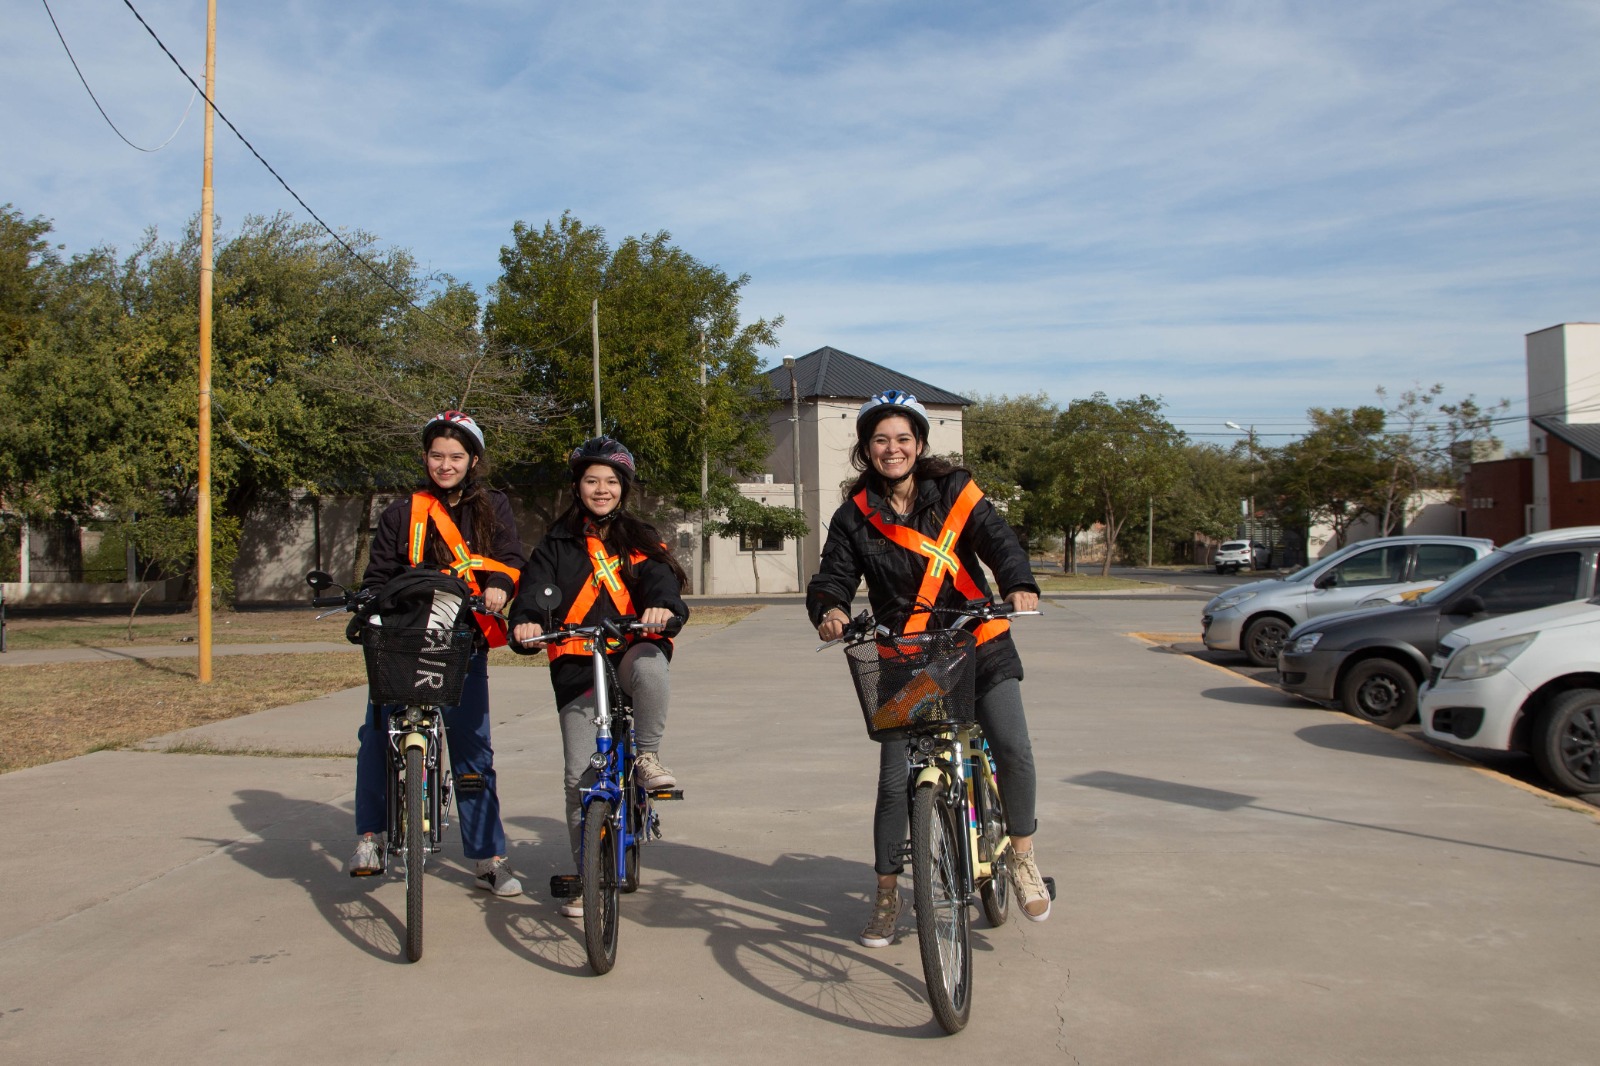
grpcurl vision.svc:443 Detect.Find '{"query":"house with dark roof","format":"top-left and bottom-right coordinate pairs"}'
top-left (687, 346), bottom-right (971, 594)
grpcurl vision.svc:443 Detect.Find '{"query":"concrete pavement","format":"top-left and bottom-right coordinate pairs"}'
top-left (2, 599), bottom-right (1598, 1064)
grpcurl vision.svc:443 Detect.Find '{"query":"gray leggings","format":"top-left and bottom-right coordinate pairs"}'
top-left (557, 641), bottom-right (671, 865)
top-left (873, 677), bottom-right (1037, 876)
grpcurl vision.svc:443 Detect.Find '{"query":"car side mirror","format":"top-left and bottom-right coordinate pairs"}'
top-left (306, 570), bottom-right (333, 591)
top-left (1314, 572), bottom-right (1337, 590)
top-left (1447, 594), bottom-right (1486, 617)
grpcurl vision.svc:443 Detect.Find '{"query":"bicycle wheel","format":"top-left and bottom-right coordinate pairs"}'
top-left (976, 765), bottom-right (1010, 928)
top-left (581, 799), bottom-right (621, 975)
top-left (910, 780), bottom-right (972, 1033)
top-left (403, 744), bottom-right (425, 963)
top-left (622, 789), bottom-right (642, 895)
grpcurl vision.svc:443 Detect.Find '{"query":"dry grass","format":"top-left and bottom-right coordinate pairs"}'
top-left (1033, 572), bottom-right (1164, 592)
top-left (0, 653), bottom-right (367, 774)
top-left (0, 604), bottom-right (762, 772)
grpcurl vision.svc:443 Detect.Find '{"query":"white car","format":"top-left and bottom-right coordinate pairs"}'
top-left (1213, 540), bottom-right (1267, 574)
top-left (1419, 598), bottom-right (1600, 794)
top-left (1203, 535), bottom-right (1493, 667)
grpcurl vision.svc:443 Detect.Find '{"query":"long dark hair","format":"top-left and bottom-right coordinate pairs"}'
top-left (557, 465), bottom-right (688, 590)
top-left (842, 409), bottom-right (969, 501)
top-left (421, 423), bottom-right (499, 560)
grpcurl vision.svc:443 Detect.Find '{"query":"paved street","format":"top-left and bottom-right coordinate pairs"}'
top-left (2, 598), bottom-right (1597, 1064)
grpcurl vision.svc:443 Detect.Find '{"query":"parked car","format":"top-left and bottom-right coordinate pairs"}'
top-left (1214, 540), bottom-right (1269, 574)
top-left (1202, 535), bottom-right (1493, 667)
top-left (1419, 598), bottom-right (1600, 794)
top-left (1279, 527), bottom-right (1600, 727)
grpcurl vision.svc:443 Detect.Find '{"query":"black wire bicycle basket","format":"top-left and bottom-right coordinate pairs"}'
top-left (844, 628), bottom-right (978, 741)
top-left (361, 626), bottom-right (475, 706)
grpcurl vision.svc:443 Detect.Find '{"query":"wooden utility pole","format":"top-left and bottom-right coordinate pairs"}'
top-left (196, 0), bottom-right (217, 683)
top-left (591, 298), bottom-right (602, 436)
top-left (699, 354), bottom-right (709, 594)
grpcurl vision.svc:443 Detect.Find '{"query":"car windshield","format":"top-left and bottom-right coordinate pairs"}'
top-left (1415, 549), bottom-right (1505, 605)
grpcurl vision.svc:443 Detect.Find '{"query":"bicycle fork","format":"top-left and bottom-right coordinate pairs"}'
top-left (908, 737), bottom-right (976, 901)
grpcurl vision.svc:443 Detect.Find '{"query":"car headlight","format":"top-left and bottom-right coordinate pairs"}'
top-left (1212, 590), bottom-right (1257, 613)
top-left (1288, 632), bottom-right (1323, 654)
top-left (1441, 633), bottom-right (1538, 681)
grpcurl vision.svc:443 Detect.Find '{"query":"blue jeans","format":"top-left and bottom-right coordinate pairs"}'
top-left (354, 651), bottom-right (507, 860)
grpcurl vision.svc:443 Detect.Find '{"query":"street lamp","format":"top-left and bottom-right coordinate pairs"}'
top-left (1224, 421), bottom-right (1256, 541)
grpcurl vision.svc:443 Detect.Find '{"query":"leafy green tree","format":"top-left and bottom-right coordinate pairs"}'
top-left (0, 203), bottom-right (60, 360)
top-left (1122, 442), bottom-right (1249, 564)
top-left (485, 212), bottom-right (782, 517)
top-left (1371, 384), bottom-right (1509, 535)
top-left (1049, 393), bottom-right (1187, 576)
top-left (961, 393), bottom-right (1058, 548)
top-left (708, 494), bottom-right (808, 594)
top-left (1265, 406), bottom-right (1389, 549)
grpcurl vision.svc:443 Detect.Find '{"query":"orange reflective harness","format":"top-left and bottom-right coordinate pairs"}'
top-left (545, 535), bottom-right (665, 661)
top-left (852, 480), bottom-right (1010, 645)
top-left (406, 493), bottom-right (521, 647)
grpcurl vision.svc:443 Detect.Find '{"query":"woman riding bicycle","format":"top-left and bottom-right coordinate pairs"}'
top-left (347, 410), bottom-right (526, 897)
top-left (807, 389), bottom-right (1050, 947)
top-left (509, 436), bottom-right (690, 918)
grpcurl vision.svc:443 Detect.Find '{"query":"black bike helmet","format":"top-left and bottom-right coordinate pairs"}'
top-left (568, 436), bottom-right (636, 482)
top-left (422, 410), bottom-right (485, 456)
top-left (856, 390), bottom-right (931, 440)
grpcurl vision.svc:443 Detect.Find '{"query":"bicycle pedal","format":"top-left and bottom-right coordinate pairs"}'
top-left (1044, 876), bottom-right (1057, 900)
top-left (455, 772), bottom-right (487, 794)
top-left (348, 867), bottom-right (385, 878)
top-left (892, 842), bottom-right (913, 863)
top-left (549, 874), bottom-right (582, 899)
top-left (648, 788), bottom-right (684, 801)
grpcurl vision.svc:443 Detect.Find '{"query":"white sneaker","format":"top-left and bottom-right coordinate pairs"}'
top-left (474, 856), bottom-right (522, 897)
top-left (348, 835), bottom-right (384, 876)
top-left (1007, 848), bottom-right (1051, 922)
top-left (559, 898), bottom-right (583, 919)
top-left (635, 752), bottom-right (677, 790)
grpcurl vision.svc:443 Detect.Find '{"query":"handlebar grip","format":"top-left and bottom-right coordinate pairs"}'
top-left (311, 595), bottom-right (346, 608)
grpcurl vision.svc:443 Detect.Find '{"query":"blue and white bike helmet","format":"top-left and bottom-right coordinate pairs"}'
top-left (857, 389), bottom-right (931, 440)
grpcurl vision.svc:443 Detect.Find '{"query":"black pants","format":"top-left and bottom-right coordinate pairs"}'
top-left (872, 677), bottom-right (1038, 876)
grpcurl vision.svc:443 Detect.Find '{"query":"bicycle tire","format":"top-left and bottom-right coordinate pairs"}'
top-left (403, 744), bottom-right (425, 963)
top-left (910, 780), bottom-right (972, 1033)
top-left (581, 799), bottom-right (621, 975)
top-left (976, 765), bottom-right (1010, 928)
top-left (622, 777), bottom-right (642, 894)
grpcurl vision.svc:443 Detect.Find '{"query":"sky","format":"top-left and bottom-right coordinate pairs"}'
top-left (7, 0), bottom-right (1600, 449)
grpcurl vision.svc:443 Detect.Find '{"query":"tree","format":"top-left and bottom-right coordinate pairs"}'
top-left (1266, 406), bottom-right (1389, 549)
top-left (707, 494), bottom-right (808, 594)
top-left (1371, 384), bottom-right (1509, 535)
top-left (1049, 394), bottom-right (1186, 575)
top-left (1122, 442), bottom-right (1249, 564)
top-left (0, 203), bottom-right (59, 360)
top-left (485, 212), bottom-right (782, 518)
top-left (961, 393), bottom-right (1058, 550)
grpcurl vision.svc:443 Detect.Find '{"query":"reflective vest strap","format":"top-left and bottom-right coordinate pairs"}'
top-left (546, 539), bottom-right (649, 660)
top-left (406, 494), bottom-right (522, 647)
top-left (853, 482), bottom-right (994, 636)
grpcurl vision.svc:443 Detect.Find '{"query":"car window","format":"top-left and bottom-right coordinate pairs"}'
top-left (1417, 549), bottom-right (1506, 605)
top-left (1414, 544), bottom-right (1479, 582)
top-left (1325, 545), bottom-right (1408, 587)
top-left (1473, 551), bottom-right (1586, 614)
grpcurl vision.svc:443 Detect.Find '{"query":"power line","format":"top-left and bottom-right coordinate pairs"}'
top-left (43, 0), bottom-right (196, 153)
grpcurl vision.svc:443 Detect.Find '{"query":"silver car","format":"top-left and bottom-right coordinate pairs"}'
top-left (1202, 535), bottom-right (1494, 666)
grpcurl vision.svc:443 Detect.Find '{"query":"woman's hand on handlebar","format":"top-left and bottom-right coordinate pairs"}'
top-left (512, 621), bottom-right (544, 645)
top-left (816, 607), bottom-right (848, 642)
top-left (482, 587), bottom-right (509, 614)
top-left (1007, 589), bottom-right (1039, 613)
top-left (639, 606), bottom-right (675, 630)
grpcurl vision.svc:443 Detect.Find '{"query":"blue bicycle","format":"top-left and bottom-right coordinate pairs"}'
top-left (516, 584), bottom-right (684, 975)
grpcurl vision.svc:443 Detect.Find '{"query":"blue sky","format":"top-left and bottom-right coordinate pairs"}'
top-left (7, 0), bottom-right (1600, 448)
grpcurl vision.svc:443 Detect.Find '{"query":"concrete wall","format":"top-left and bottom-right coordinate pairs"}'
top-left (1527, 323), bottom-right (1600, 531)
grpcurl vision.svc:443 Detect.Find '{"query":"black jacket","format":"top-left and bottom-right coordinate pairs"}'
top-left (510, 517), bottom-right (690, 707)
top-left (362, 486), bottom-right (526, 598)
top-left (806, 469), bottom-right (1038, 693)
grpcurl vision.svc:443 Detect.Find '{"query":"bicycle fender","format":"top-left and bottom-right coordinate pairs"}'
top-left (914, 765), bottom-right (948, 789)
top-left (403, 731), bottom-right (429, 752)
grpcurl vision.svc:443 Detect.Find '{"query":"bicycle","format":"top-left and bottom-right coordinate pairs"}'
top-left (514, 583), bottom-right (685, 975)
top-left (307, 568), bottom-right (496, 963)
top-left (823, 599), bottom-right (1053, 1034)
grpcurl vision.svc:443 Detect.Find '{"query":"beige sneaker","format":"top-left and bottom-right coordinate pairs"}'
top-left (347, 835), bottom-right (384, 877)
top-left (1007, 848), bottom-right (1051, 921)
top-left (635, 752), bottom-right (677, 790)
top-left (858, 884), bottom-right (900, 947)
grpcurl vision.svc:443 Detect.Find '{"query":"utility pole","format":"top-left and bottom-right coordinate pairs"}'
top-left (699, 350), bottom-right (710, 595)
top-left (591, 298), bottom-right (601, 437)
top-left (196, 0), bottom-right (217, 684)
top-left (783, 356), bottom-right (804, 591)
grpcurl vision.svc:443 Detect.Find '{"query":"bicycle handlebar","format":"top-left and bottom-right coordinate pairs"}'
top-left (513, 615), bottom-right (672, 648)
top-left (817, 599), bottom-right (1039, 651)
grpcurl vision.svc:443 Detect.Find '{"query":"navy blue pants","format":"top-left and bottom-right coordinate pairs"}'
top-left (354, 651), bottom-right (507, 860)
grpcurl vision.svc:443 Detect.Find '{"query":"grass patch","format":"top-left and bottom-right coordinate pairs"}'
top-left (0, 652), bottom-right (366, 774)
top-left (1034, 572), bottom-right (1165, 592)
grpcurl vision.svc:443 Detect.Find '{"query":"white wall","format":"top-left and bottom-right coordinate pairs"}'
top-left (1526, 323), bottom-right (1600, 532)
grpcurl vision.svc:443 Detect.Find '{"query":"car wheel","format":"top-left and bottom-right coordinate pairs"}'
top-left (1241, 616), bottom-right (1291, 667)
top-left (1338, 659), bottom-right (1418, 729)
top-left (1532, 689), bottom-right (1600, 794)
top-left (1215, 565), bottom-right (1225, 574)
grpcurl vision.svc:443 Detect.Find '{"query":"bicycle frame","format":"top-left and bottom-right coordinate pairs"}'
top-left (576, 638), bottom-right (648, 880)
top-left (383, 702), bottom-right (447, 857)
top-left (905, 721), bottom-right (1007, 903)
